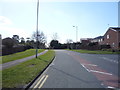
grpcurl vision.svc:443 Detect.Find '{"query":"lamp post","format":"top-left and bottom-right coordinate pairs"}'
top-left (36, 0), bottom-right (39, 58)
top-left (73, 26), bottom-right (78, 49)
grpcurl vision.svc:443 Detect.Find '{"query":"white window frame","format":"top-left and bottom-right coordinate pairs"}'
top-left (107, 35), bottom-right (109, 39)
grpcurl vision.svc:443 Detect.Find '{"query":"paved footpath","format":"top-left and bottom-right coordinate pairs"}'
top-left (0, 50), bottom-right (48, 70)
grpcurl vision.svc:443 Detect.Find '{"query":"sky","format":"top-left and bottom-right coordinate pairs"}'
top-left (0, 0), bottom-right (119, 44)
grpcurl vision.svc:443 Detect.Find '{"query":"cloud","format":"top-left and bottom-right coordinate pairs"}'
top-left (0, 26), bottom-right (30, 39)
top-left (0, 16), bottom-right (13, 26)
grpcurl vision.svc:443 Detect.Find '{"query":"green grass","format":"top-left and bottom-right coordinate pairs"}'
top-left (1, 49), bottom-right (45, 64)
top-left (68, 49), bottom-right (120, 54)
top-left (2, 50), bottom-right (55, 88)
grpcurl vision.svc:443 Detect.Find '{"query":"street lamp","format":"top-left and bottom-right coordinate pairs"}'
top-left (36, 0), bottom-right (39, 58)
top-left (73, 26), bottom-right (78, 42)
top-left (73, 26), bottom-right (78, 49)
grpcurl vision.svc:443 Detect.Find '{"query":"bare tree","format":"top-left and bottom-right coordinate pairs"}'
top-left (52, 33), bottom-right (59, 40)
top-left (32, 30), bottom-right (46, 44)
top-left (66, 39), bottom-right (73, 49)
top-left (66, 39), bottom-right (73, 44)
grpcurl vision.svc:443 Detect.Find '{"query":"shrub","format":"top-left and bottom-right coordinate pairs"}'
top-left (2, 37), bottom-right (14, 48)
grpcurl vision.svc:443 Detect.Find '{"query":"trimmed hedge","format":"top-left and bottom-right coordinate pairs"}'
top-left (2, 45), bottom-right (33, 56)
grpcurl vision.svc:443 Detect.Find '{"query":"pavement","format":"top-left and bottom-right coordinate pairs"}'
top-left (0, 50), bottom-right (48, 70)
top-left (30, 50), bottom-right (120, 89)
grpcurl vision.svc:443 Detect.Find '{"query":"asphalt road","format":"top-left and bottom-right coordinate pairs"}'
top-left (30, 50), bottom-right (119, 89)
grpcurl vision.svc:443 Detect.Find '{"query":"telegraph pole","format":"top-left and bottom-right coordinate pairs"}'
top-left (36, 0), bottom-right (39, 58)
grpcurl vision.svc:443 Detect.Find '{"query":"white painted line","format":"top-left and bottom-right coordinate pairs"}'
top-left (90, 70), bottom-right (112, 75)
top-left (38, 75), bottom-right (48, 88)
top-left (101, 57), bottom-right (118, 64)
top-left (81, 64), bottom-right (90, 72)
top-left (107, 86), bottom-right (115, 88)
top-left (82, 64), bottom-right (97, 66)
top-left (34, 75), bottom-right (46, 88)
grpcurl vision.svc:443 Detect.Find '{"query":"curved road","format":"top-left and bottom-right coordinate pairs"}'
top-left (30, 50), bottom-right (119, 89)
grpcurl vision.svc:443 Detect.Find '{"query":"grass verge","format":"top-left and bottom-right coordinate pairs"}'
top-left (1, 49), bottom-right (45, 64)
top-left (2, 50), bottom-right (55, 88)
top-left (68, 49), bottom-right (120, 54)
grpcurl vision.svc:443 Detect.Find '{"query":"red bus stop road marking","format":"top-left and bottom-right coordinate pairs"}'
top-left (69, 53), bottom-right (119, 88)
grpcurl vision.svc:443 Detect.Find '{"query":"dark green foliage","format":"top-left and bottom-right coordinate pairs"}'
top-left (2, 37), bottom-right (14, 48)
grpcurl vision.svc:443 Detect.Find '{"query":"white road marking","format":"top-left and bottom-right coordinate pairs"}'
top-left (82, 64), bottom-right (97, 66)
top-left (90, 70), bottom-right (112, 75)
top-left (101, 57), bottom-right (118, 64)
top-left (34, 75), bottom-right (46, 88)
top-left (107, 86), bottom-right (115, 88)
top-left (81, 64), bottom-right (90, 72)
top-left (38, 75), bottom-right (48, 88)
top-left (81, 64), bottom-right (112, 75)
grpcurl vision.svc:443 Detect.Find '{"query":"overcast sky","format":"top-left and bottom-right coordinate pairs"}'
top-left (0, 0), bottom-right (119, 44)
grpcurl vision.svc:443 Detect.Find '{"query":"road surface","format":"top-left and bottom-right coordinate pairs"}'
top-left (30, 50), bottom-right (119, 89)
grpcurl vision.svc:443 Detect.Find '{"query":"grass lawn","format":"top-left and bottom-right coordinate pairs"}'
top-left (1, 49), bottom-right (45, 64)
top-left (2, 50), bottom-right (55, 88)
top-left (68, 49), bottom-right (120, 54)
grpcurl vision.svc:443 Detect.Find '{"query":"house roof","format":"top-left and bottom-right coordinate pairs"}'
top-left (109, 27), bottom-right (120, 32)
top-left (94, 36), bottom-right (103, 39)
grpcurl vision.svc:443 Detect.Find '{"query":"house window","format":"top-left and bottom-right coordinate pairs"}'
top-left (107, 35), bottom-right (109, 39)
top-left (99, 39), bottom-right (101, 42)
top-left (112, 42), bottom-right (115, 47)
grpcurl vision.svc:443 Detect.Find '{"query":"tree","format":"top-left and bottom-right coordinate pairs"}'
top-left (12, 35), bottom-right (19, 45)
top-left (32, 31), bottom-right (46, 48)
top-left (32, 31), bottom-right (46, 43)
top-left (26, 37), bottom-right (30, 44)
top-left (66, 39), bottom-right (73, 44)
top-left (66, 39), bottom-right (73, 49)
top-left (2, 37), bottom-right (14, 48)
top-left (52, 33), bottom-right (58, 40)
top-left (12, 35), bottom-right (19, 41)
top-left (50, 40), bottom-right (59, 49)
top-left (20, 37), bottom-right (25, 44)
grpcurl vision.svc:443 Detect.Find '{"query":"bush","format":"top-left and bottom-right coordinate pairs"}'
top-left (100, 45), bottom-right (111, 49)
top-left (2, 37), bottom-right (14, 48)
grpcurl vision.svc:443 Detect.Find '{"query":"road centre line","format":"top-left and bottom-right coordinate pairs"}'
top-left (38, 75), bottom-right (48, 88)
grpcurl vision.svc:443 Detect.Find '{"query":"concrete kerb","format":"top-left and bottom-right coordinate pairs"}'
top-left (24, 55), bottom-right (56, 90)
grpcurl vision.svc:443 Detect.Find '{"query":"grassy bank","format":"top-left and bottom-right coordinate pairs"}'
top-left (2, 50), bottom-right (55, 88)
top-left (1, 49), bottom-right (45, 64)
top-left (68, 49), bottom-right (120, 54)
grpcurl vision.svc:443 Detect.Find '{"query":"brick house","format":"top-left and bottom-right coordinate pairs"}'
top-left (91, 36), bottom-right (104, 45)
top-left (80, 38), bottom-right (92, 45)
top-left (102, 27), bottom-right (120, 50)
